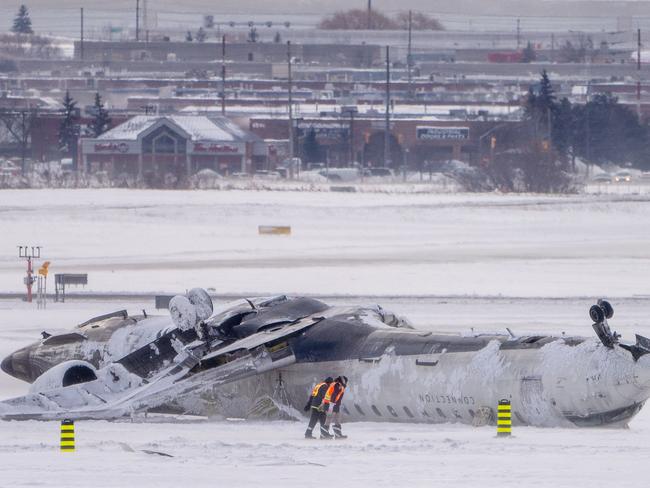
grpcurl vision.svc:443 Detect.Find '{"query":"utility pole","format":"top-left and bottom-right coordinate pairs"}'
top-left (407, 10), bottom-right (413, 99)
top-left (136, 0), bottom-right (140, 41)
top-left (221, 35), bottom-right (226, 116)
top-left (551, 33), bottom-right (555, 63)
top-left (342, 106), bottom-right (358, 166)
top-left (142, 0), bottom-right (149, 35)
top-left (384, 45), bottom-right (391, 168)
top-left (637, 28), bottom-right (642, 120)
top-left (367, 0), bottom-right (372, 30)
top-left (349, 110), bottom-right (355, 166)
top-left (287, 41), bottom-right (295, 176)
top-left (516, 18), bottom-right (521, 49)
top-left (585, 80), bottom-right (591, 173)
top-left (20, 111), bottom-right (26, 174)
top-left (80, 8), bottom-right (84, 61)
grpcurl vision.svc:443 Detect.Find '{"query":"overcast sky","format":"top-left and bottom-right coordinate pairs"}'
top-left (4, 0), bottom-right (648, 12)
top-left (3, 0), bottom-right (648, 18)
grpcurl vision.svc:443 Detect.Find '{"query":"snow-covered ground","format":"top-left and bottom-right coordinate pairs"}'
top-left (1, 189), bottom-right (649, 297)
top-left (2, 189), bottom-right (650, 486)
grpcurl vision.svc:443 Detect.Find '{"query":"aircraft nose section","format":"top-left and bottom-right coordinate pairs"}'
top-left (0, 348), bottom-right (34, 383)
top-left (0, 354), bottom-right (14, 377)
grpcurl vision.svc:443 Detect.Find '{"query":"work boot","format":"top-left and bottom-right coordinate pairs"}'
top-left (333, 425), bottom-right (347, 439)
top-left (305, 429), bottom-right (316, 439)
top-left (320, 426), bottom-right (333, 439)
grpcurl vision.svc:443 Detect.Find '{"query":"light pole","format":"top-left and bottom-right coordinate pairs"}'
top-left (342, 106), bottom-right (358, 167)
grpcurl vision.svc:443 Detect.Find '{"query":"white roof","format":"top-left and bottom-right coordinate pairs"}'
top-left (98, 115), bottom-right (256, 142)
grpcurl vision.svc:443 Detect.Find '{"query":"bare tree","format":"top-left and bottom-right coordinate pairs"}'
top-left (0, 108), bottom-right (38, 174)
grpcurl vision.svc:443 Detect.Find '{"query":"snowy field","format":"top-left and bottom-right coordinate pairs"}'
top-left (0, 189), bottom-right (650, 297)
top-left (2, 189), bottom-right (650, 487)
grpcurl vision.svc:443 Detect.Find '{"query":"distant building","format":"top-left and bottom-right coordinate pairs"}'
top-left (73, 41), bottom-right (380, 68)
top-left (250, 116), bottom-right (519, 167)
top-left (81, 115), bottom-right (265, 182)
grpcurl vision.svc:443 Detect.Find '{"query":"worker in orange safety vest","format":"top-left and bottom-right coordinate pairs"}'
top-left (304, 377), bottom-right (333, 439)
top-left (321, 376), bottom-right (348, 439)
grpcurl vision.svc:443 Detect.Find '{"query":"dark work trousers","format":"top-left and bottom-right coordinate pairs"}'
top-left (306, 407), bottom-right (327, 434)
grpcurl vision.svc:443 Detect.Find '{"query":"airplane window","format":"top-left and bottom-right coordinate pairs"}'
top-left (371, 405), bottom-right (382, 416)
top-left (386, 405), bottom-right (398, 417)
top-left (436, 408), bottom-right (446, 418)
top-left (354, 404), bottom-right (365, 416)
top-left (403, 406), bottom-right (415, 418)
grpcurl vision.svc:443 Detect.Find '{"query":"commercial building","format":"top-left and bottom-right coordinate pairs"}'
top-left (250, 116), bottom-right (518, 168)
top-left (81, 115), bottom-right (264, 182)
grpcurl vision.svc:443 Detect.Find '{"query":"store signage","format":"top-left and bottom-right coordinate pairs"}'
top-left (416, 127), bottom-right (470, 140)
top-left (192, 142), bottom-right (241, 154)
top-left (93, 142), bottom-right (130, 153)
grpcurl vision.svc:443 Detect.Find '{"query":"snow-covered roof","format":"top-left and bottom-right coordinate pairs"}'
top-left (98, 115), bottom-right (259, 142)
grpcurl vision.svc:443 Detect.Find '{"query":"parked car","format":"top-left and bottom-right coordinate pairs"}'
top-left (366, 167), bottom-right (394, 177)
top-left (0, 161), bottom-right (21, 177)
top-left (253, 170), bottom-right (282, 180)
top-left (591, 173), bottom-right (611, 183)
top-left (614, 170), bottom-right (632, 182)
top-left (319, 167), bottom-right (360, 182)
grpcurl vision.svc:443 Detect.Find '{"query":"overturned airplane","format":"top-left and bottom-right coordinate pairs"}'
top-left (2, 292), bottom-right (650, 428)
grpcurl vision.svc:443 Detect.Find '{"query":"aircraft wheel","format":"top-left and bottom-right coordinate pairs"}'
top-left (169, 295), bottom-right (197, 331)
top-left (599, 300), bottom-right (614, 319)
top-left (589, 304), bottom-right (605, 323)
top-left (187, 288), bottom-right (214, 321)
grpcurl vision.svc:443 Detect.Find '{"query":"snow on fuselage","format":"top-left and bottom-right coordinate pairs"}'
top-left (2, 298), bottom-right (650, 427)
top-left (177, 326), bottom-right (650, 428)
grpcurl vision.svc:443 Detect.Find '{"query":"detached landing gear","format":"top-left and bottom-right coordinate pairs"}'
top-left (589, 299), bottom-right (619, 348)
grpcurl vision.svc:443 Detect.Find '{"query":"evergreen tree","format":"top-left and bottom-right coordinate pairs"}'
top-left (551, 97), bottom-right (575, 162)
top-left (274, 31), bottom-right (282, 43)
top-left (537, 70), bottom-right (556, 111)
top-left (573, 93), bottom-right (648, 167)
top-left (525, 70), bottom-right (556, 140)
top-left (59, 91), bottom-right (79, 163)
top-left (90, 92), bottom-right (111, 138)
top-left (185, 31), bottom-right (193, 42)
top-left (12, 5), bottom-right (33, 34)
top-left (195, 27), bottom-right (207, 43)
top-left (521, 41), bottom-right (536, 63)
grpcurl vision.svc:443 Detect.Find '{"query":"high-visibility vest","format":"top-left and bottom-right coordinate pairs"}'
top-left (311, 382), bottom-right (327, 398)
top-left (324, 383), bottom-right (345, 405)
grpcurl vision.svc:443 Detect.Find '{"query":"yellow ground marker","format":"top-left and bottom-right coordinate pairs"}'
top-left (60, 419), bottom-right (75, 452)
top-left (497, 399), bottom-right (512, 437)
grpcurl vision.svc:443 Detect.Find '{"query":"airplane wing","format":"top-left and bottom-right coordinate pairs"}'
top-left (0, 316), bottom-right (322, 421)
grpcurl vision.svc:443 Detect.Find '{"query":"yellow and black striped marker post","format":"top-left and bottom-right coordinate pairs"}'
top-left (497, 399), bottom-right (512, 437)
top-left (60, 419), bottom-right (75, 452)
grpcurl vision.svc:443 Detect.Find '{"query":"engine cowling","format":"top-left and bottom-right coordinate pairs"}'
top-left (29, 360), bottom-right (98, 394)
